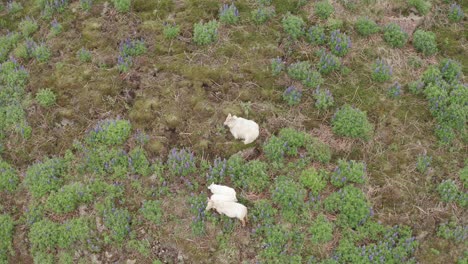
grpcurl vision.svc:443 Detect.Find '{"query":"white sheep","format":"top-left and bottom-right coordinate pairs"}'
top-left (224, 113), bottom-right (259, 144)
top-left (206, 198), bottom-right (248, 226)
top-left (208, 183), bottom-right (237, 198)
top-left (210, 193), bottom-right (237, 202)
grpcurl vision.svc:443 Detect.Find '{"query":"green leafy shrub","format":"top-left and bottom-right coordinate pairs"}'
top-left (439, 58), bottom-right (462, 84)
top-left (329, 30), bottom-right (351, 57)
top-left (324, 185), bottom-right (372, 227)
top-left (306, 26), bottom-right (326, 45)
top-left (278, 128), bottom-right (309, 156)
top-left (437, 180), bottom-right (459, 203)
top-left (332, 105), bottom-right (373, 140)
top-left (193, 20), bottom-right (219, 46)
top-left (413, 30), bottom-right (437, 56)
top-left (314, 1), bottom-right (334, 19)
top-left (24, 203), bottom-right (44, 226)
top-left (421, 65), bottom-right (442, 84)
top-left (416, 154), bottom-right (431, 173)
top-left (448, 3), bottom-right (464, 22)
top-left (86, 119), bottom-right (131, 146)
top-left (331, 159), bottom-right (366, 187)
top-left (371, 59), bottom-right (392, 82)
top-left (282, 13), bottom-right (305, 40)
top-left (242, 160), bottom-right (270, 192)
top-left (129, 147), bottom-right (151, 176)
top-left (271, 176), bottom-right (306, 223)
top-left (112, 0), bottom-right (131, 12)
top-left (206, 157), bottom-right (227, 183)
top-left (140, 200), bottom-right (163, 225)
top-left (313, 87), bottom-right (334, 110)
top-left (251, 6), bottom-right (275, 24)
top-left (0, 33), bottom-right (21, 62)
top-left (309, 214), bottom-right (333, 243)
top-left (29, 219), bottom-right (60, 252)
top-left (19, 17), bottom-right (39, 37)
top-left (408, 0), bottom-right (431, 15)
top-left (32, 42), bottom-right (51, 63)
top-left (81, 145), bottom-right (129, 178)
top-left (46, 183), bottom-right (92, 214)
top-left (0, 160), bottom-right (19, 192)
top-left (58, 218), bottom-right (91, 248)
top-left (163, 22), bottom-right (180, 40)
top-left (263, 136), bottom-right (287, 163)
top-left (0, 214), bottom-right (14, 263)
top-left (77, 48), bottom-right (92, 62)
top-left (287, 61), bottom-right (312, 81)
top-left (300, 167), bottom-right (327, 196)
top-left (355, 17), bottom-right (379, 36)
top-left (219, 3), bottom-right (239, 24)
top-left (80, 0), bottom-right (92, 12)
top-left (270, 57), bottom-right (285, 76)
top-left (7, 1), bottom-right (23, 13)
top-left (408, 80), bottom-right (425, 95)
top-left (303, 70), bottom-right (324, 89)
top-left (318, 50), bottom-right (341, 74)
top-left (383, 23), bottom-right (408, 48)
top-left (283, 86), bottom-right (302, 106)
top-left (35, 88), bottom-right (56, 107)
top-left (306, 137), bottom-right (331, 163)
top-left (167, 148), bottom-right (196, 177)
top-left (460, 165), bottom-right (468, 188)
top-left (25, 157), bottom-right (66, 198)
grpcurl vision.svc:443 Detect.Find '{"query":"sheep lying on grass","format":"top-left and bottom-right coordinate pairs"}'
top-left (224, 113), bottom-right (259, 144)
top-left (208, 183), bottom-right (237, 199)
top-left (206, 198), bottom-right (248, 227)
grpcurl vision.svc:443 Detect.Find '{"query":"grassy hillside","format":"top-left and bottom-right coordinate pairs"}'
top-left (0, 0), bottom-right (466, 263)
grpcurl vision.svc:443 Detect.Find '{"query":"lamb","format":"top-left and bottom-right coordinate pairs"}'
top-left (208, 183), bottom-right (237, 199)
top-left (206, 198), bottom-right (248, 226)
top-left (210, 193), bottom-right (237, 202)
top-left (223, 113), bottom-right (259, 144)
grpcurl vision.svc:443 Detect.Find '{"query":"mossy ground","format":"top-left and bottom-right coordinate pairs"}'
top-left (0, 0), bottom-right (466, 263)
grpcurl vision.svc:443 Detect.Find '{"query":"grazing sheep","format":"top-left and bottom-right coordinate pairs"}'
top-left (224, 113), bottom-right (259, 144)
top-left (206, 198), bottom-right (248, 226)
top-left (208, 183), bottom-right (237, 198)
top-left (210, 193), bottom-right (237, 202)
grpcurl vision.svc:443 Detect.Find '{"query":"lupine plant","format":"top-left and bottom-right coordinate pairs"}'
top-left (112, 0), bottom-right (131, 12)
top-left (0, 214), bottom-right (14, 263)
top-left (40, 0), bottom-right (70, 18)
top-left (129, 147), bottom-right (151, 176)
top-left (35, 88), bottom-right (56, 107)
top-left (283, 86), bottom-right (302, 106)
top-left (86, 119), bottom-right (131, 146)
top-left (329, 30), bottom-right (351, 57)
top-left (300, 167), bottom-right (327, 196)
top-left (206, 157), bottom-right (227, 183)
top-left (0, 33), bottom-right (20, 62)
top-left (313, 87), bottom-right (334, 110)
top-left (448, 3), bottom-right (464, 22)
top-left (413, 30), bottom-right (437, 56)
top-left (305, 26), bottom-right (326, 45)
top-left (314, 1), bottom-right (334, 19)
top-left (436, 180), bottom-right (459, 203)
top-left (383, 23), bottom-right (408, 48)
top-left (25, 157), bottom-right (66, 198)
top-left (416, 154), bottom-right (431, 173)
top-left (120, 38), bottom-right (146, 57)
top-left (140, 200), bottom-right (163, 225)
top-left (408, 0), bottom-right (431, 15)
top-left (163, 22), bottom-right (180, 40)
top-left (49, 19), bottom-right (63, 37)
top-left (219, 3), bottom-right (239, 24)
top-left (46, 183), bottom-right (92, 214)
top-left (331, 159), bottom-right (366, 187)
top-left (408, 80), bottom-right (425, 95)
top-left (251, 6), bottom-right (275, 24)
top-left (19, 17), bottom-right (39, 37)
top-left (332, 105), bottom-right (373, 140)
top-left (189, 193), bottom-right (207, 235)
top-left (7, 1), bottom-right (23, 14)
top-left (270, 57), bottom-right (285, 76)
top-left (0, 159), bottom-right (19, 192)
top-left (77, 48), bottom-right (92, 62)
top-left (437, 220), bottom-right (467, 242)
top-left (32, 42), bottom-right (52, 63)
top-left (102, 204), bottom-right (132, 243)
top-left (355, 17), bottom-right (380, 36)
top-left (271, 176), bottom-right (307, 223)
top-left (439, 58), bottom-right (462, 84)
top-left (306, 137), bottom-right (332, 163)
top-left (387, 82), bottom-right (402, 98)
top-left (372, 59), bottom-right (392, 82)
top-left (117, 55), bottom-right (132, 72)
top-left (318, 50), bottom-right (341, 74)
top-left (250, 200), bottom-right (277, 236)
top-left (167, 148), bottom-right (196, 177)
top-left (324, 185), bottom-right (372, 227)
top-left (309, 214), bottom-right (334, 243)
top-left (260, 225), bottom-right (303, 263)
top-left (282, 13), bottom-right (305, 40)
top-left (287, 61), bottom-right (312, 81)
top-left (193, 20), bottom-right (219, 46)
top-left (303, 70), bottom-right (323, 89)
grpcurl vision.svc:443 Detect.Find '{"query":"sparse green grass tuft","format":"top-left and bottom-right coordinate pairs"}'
top-left (35, 88), bottom-right (56, 107)
top-left (413, 30), bottom-right (437, 56)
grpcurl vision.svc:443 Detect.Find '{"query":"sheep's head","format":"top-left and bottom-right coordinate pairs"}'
top-left (223, 113), bottom-right (237, 127)
top-left (208, 183), bottom-right (214, 191)
top-left (205, 198), bottom-right (214, 211)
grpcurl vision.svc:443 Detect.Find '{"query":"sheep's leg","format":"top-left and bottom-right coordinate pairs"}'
top-left (240, 218), bottom-right (246, 227)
